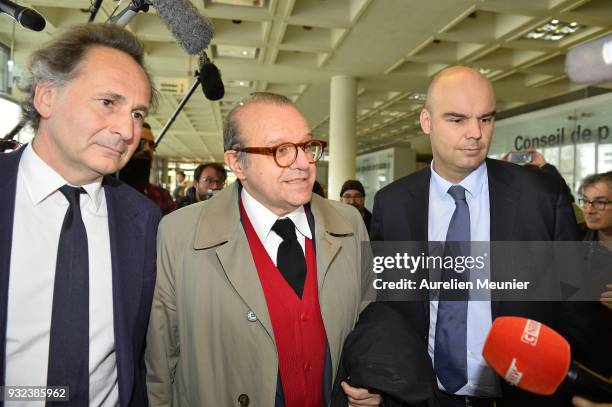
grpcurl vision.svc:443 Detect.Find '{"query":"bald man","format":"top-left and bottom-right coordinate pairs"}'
top-left (371, 67), bottom-right (579, 406)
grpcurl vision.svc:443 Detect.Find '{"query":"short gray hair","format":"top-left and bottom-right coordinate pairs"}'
top-left (579, 171), bottom-right (612, 195)
top-left (21, 23), bottom-right (157, 131)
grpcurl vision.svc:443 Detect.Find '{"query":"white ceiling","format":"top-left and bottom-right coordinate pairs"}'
top-left (2, 0), bottom-right (612, 162)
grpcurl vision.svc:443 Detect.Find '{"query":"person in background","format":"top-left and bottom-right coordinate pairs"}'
top-left (119, 122), bottom-right (175, 215)
top-left (340, 179), bottom-right (372, 235)
top-left (503, 148), bottom-right (585, 227)
top-left (175, 162), bottom-right (227, 209)
top-left (172, 170), bottom-right (188, 200)
top-left (0, 23), bottom-right (160, 406)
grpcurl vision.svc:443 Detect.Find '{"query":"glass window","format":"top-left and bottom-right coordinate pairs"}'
top-left (598, 144), bottom-right (612, 173)
top-left (0, 43), bottom-right (8, 94)
top-left (575, 143), bottom-right (596, 192)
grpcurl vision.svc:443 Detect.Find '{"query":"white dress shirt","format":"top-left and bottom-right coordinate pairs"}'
top-left (241, 187), bottom-right (311, 265)
top-left (427, 161), bottom-right (500, 397)
top-left (5, 144), bottom-right (118, 406)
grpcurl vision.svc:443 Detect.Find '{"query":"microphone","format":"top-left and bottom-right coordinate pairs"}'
top-left (109, 0), bottom-right (149, 27)
top-left (483, 316), bottom-right (612, 403)
top-left (150, 0), bottom-right (213, 55)
top-left (0, 0), bottom-right (46, 31)
top-left (199, 52), bottom-right (224, 101)
top-left (566, 34), bottom-right (612, 84)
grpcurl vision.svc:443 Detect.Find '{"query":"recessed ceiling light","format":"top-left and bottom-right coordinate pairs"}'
top-left (570, 22), bottom-right (577, 27)
top-left (551, 19), bottom-right (559, 24)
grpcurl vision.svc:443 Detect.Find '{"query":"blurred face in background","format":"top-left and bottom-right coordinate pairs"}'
top-left (341, 189), bottom-right (365, 214)
top-left (195, 166), bottom-right (225, 201)
top-left (582, 181), bottom-right (612, 237)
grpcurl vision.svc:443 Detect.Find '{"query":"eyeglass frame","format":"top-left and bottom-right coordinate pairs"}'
top-left (579, 198), bottom-right (612, 211)
top-left (229, 139), bottom-right (327, 168)
top-left (198, 175), bottom-right (225, 188)
top-left (341, 193), bottom-right (365, 200)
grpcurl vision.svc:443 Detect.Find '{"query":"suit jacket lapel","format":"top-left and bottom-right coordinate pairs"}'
top-left (0, 147), bottom-right (25, 388)
top-left (195, 183), bottom-right (275, 343)
top-left (105, 177), bottom-right (145, 406)
top-left (309, 194), bottom-right (353, 293)
top-left (486, 159), bottom-right (520, 318)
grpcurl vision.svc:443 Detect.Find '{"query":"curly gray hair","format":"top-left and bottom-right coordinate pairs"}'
top-left (21, 23), bottom-right (157, 131)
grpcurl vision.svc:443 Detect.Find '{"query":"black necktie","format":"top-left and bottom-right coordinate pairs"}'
top-left (271, 218), bottom-right (307, 298)
top-left (434, 185), bottom-right (470, 393)
top-left (47, 185), bottom-right (89, 406)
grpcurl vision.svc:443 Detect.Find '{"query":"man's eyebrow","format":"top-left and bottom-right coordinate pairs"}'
top-left (99, 92), bottom-right (149, 115)
top-left (442, 112), bottom-right (468, 119)
top-left (479, 110), bottom-right (496, 119)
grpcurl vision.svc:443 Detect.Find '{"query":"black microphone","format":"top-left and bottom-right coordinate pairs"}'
top-left (199, 52), bottom-right (224, 101)
top-left (566, 34), bottom-right (612, 84)
top-left (0, 0), bottom-right (46, 31)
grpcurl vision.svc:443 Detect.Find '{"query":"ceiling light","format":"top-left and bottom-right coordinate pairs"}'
top-left (524, 20), bottom-right (581, 41)
top-left (551, 19), bottom-right (559, 24)
top-left (570, 22), bottom-right (577, 27)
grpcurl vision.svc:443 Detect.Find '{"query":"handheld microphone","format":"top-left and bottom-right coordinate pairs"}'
top-left (566, 34), bottom-right (612, 84)
top-left (483, 316), bottom-right (612, 403)
top-left (0, 0), bottom-right (46, 31)
top-left (149, 0), bottom-right (213, 55)
top-left (199, 52), bottom-right (224, 101)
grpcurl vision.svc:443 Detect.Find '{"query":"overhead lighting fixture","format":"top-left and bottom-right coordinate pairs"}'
top-left (215, 44), bottom-right (258, 59)
top-left (408, 93), bottom-right (426, 101)
top-left (524, 20), bottom-right (581, 41)
top-left (210, 0), bottom-right (265, 7)
top-left (225, 79), bottom-right (251, 88)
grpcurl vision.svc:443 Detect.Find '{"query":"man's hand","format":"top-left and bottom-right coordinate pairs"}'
top-left (525, 148), bottom-right (547, 167)
top-left (601, 284), bottom-right (612, 310)
top-left (341, 381), bottom-right (383, 406)
top-left (572, 395), bottom-right (612, 407)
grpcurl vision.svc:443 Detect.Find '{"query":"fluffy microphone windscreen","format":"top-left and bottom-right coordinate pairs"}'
top-left (482, 316), bottom-right (571, 395)
top-left (151, 0), bottom-right (214, 55)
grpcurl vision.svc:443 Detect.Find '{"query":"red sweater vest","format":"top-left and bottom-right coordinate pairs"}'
top-left (240, 202), bottom-right (327, 407)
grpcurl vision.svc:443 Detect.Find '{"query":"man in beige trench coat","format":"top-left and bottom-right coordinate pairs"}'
top-left (145, 92), bottom-right (381, 407)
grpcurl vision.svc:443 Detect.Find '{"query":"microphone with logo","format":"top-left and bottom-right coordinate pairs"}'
top-left (0, 0), bottom-right (46, 32)
top-left (482, 316), bottom-right (612, 403)
top-left (566, 34), bottom-right (612, 84)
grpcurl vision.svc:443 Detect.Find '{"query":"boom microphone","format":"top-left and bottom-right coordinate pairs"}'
top-left (566, 34), bottom-right (612, 84)
top-left (483, 317), bottom-right (612, 403)
top-left (199, 52), bottom-right (224, 101)
top-left (109, 0), bottom-right (149, 26)
top-left (150, 0), bottom-right (213, 55)
top-left (0, 0), bottom-right (46, 31)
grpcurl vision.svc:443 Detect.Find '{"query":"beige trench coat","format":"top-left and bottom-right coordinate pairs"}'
top-left (146, 182), bottom-right (372, 406)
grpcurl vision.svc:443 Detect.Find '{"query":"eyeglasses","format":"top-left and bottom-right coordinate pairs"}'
top-left (579, 198), bottom-right (612, 210)
top-left (230, 139), bottom-right (327, 168)
top-left (200, 176), bottom-right (225, 187)
top-left (137, 139), bottom-right (156, 152)
top-left (341, 194), bottom-right (364, 200)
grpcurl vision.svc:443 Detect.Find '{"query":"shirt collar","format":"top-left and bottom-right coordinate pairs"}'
top-left (20, 143), bottom-right (104, 210)
top-left (241, 187), bottom-right (312, 243)
top-left (430, 160), bottom-right (487, 200)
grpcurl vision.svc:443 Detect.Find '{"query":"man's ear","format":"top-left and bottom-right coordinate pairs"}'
top-left (420, 108), bottom-right (432, 135)
top-left (33, 82), bottom-right (57, 119)
top-left (224, 150), bottom-right (246, 180)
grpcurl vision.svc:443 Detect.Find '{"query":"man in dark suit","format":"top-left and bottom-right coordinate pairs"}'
top-left (0, 24), bottom-right (160, 406)
top-left (371, 66), bottom-right (579, 406)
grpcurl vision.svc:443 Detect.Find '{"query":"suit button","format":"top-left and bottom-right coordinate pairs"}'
top-left (299, 312), bottom-right (308, 321)
top-left (246, 310), bottom-right (257, 322)
top-left (238, 393), bottom-right (249, 406)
